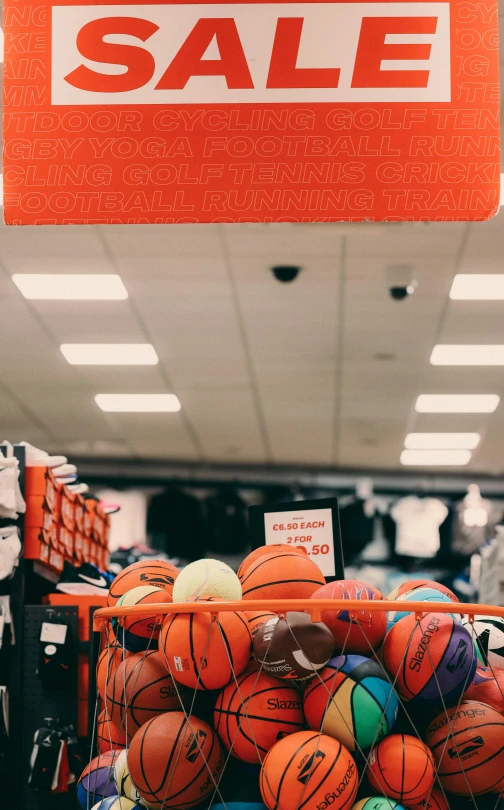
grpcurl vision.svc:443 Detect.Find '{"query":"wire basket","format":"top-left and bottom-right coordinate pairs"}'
top-left (85, 598), bottom-right (504, 810)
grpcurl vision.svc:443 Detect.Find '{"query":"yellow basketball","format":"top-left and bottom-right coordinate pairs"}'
top-left (172, 558), bottom-right (242, 602)
top-left (114, 750), bottom-right (142, 803)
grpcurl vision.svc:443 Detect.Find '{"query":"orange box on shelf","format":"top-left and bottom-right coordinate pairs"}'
top-left (82, 536), bottom-right (90, 561)
top-left (24, 495), bottom-right (53, 529)
top-left (89, 542), bottom-right (98, 566)
top-left (25, 524), bottom-right (58, 559)
top-left (59, 525), bottom-right (74, 558)
top-left (61, 486), bottom-right (76, 532)
top-left (74, 495), bottom-right (84, 533)
top-left (103, 517), bottom-right (111, 548)
top-left (93, 514), bottom-right (104, 545)
top-left (39, 541), bottom-right (50, 566)
top-left (48, 548), bottom-right (65, 573)
top-left (74, 532), bottom-right (84, 562)
top-left (25, 466), bottom-right (57, 502)
top-left (83, 498), bottom-right (97, 537)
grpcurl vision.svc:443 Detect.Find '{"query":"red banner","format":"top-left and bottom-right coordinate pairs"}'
top-left (2, 0), bottom-right (500, 223)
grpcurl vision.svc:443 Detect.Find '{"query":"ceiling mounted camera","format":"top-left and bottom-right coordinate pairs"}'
top-left (385, 264), bottom-right (417, 302)
top-left (271, 265), bottom-right (301, 283)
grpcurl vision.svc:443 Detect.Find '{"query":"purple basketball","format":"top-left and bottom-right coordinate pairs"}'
top-left (383, 612), bottom-right (477, 705)
top-left (77, 750), bottom-right (122, 809)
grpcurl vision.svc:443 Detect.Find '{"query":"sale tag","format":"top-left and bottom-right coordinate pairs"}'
top-left (264, 507), bottom-right (335, 577)
top-left (40, 622), bottom-right (68, 645)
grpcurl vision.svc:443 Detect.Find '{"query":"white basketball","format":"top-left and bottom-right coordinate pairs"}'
top-left (172, 558), bottom-right (242, 602)
top-left (114, 749), bottom-right (142, 803)
top-left (92, 797), bottom-right (138, 810)
top-left (461, 614), bottom-right (504, 668)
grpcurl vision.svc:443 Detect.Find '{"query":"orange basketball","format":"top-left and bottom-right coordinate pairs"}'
top-left (238, 545), bottom-right (307, 581)
top-left (96, 708), bottom-right (126, 754)
top-left (260, 730), bottom-right (357, 810)
top-left (408, 787), bottom-right (449, 810)
top-left (160, 598), bottom-right (251, 690)
top-left (128, 711), bottom-right (224, 809)
top-left (464, 665), bottom-right (504, 714)
top-left (426, 700), bottom-right (504, 795)
top-left (115, 585), bottom-right (173, 652)
top-left (107, 560), bottom-right (179, 607)
top-left (310, 580), bottom-right (387, 654)
top-left (241, 552), bottom-right (325, 600)
top-left (97, 641), bottom-right (126, 700)
top-left (105, 649), bottom-right (183, 739)
top-left (214, 667), bottom-right (304, 763)
top-left (367, 734), bottom-right (435, 805)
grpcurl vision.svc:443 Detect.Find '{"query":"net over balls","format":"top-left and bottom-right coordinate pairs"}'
top-left (382, 612), bottom-right (476, 704)
top-left (253, 611), bottom-right (334, 680)
top-left (214, 666), bottom-right (304, 763)
top-left (464, 664), bottom-right (504, 713)
top-left (160, 598), bottom-right (251, 690)
top-left (260, 730), bottom-right (358, 810)
top-left (128, 711), bottom-right (224, 809)
top-left (172, 558), bottom-right (242, 602)
top-left (461, 614), bottom-right (504, 668)
top-left (304, 654), bottom-right (398, 751)
top-left (426, 699), bottom-right (504, 795)
top-left (97, 641), bottom-right (126, 700)
top-left (238, 544), bottom-right (307, 581)
top-left (107, 559), bottom-right (179, 607)
top-left (366, 734), bottom-right (435, 805)
top-left (113, 585), bottom-right (173, 652)
top-left (77, 751), bottom-right (122, 809)
top-left (311, 580), bottom-right (387, 654)
top-left (106, 649), bottom-right (183, 738)
top-left (241, 552), bottom-right (325, 600)
top-left (97, 708), bottom-right (127, 754)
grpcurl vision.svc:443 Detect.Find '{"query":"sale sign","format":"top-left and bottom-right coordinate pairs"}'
top-left (2, 0), bottom-right (500, 223)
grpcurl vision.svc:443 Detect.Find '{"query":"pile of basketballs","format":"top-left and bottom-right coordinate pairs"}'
top-left (78, 544), bottom-right (504, 810)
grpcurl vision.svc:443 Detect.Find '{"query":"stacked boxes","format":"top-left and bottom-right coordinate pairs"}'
top-left (24, 467), bottom-right (110, 573)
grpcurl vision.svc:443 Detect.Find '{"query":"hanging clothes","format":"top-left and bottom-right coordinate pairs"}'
top-left (391, 496), bottom-right (448, 558)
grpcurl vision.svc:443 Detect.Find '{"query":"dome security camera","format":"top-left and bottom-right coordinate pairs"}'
top-left (385, 265), bottom-right (417, 302)
top-left (389, 285), bottom-right (416, 301)
top-left (271, 266), bottom-right (301, 283)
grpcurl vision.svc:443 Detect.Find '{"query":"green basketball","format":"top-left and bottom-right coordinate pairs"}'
top-left (352, 799), bottom-right (404, 810)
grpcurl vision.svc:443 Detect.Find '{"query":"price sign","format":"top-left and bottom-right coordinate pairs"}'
top-left (249, 497), bottom-right (343, 580)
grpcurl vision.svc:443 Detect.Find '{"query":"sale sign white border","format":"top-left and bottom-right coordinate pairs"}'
top-left (263, 506), bottom-right (336, 577)
top-left (51, 2), bottom-right (451, 105)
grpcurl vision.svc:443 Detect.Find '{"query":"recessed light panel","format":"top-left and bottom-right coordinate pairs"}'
top-left (431, 345), bottom-right (504, 365)
top-left (405, 433), bottom-right (480, 450)
top-left (450, 274), bottom-right (504, 300)
top-left (60, 344), bottom-right (158, 365)
top-left (95, 394), bottom-right (181, 412)
top-left (415, 394), bottom-right (499, 413)
top-left (400, 449), bottom-right (472, 466)
top-left (13, 274), bottom-right (128, 300)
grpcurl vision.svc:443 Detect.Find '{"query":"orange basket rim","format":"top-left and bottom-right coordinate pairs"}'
top-left (93, 598), bottom-right (504, 629)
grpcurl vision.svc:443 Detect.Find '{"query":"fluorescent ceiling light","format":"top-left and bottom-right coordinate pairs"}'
top-left (405, 433), bottom-right (480, 450)
top-left (415, 394), bottom-right (499, 413)
top-left (450, 274), bottom-right (504, 300)
top-left (60, 344), bottom-right (158, 365)
top-left (400, 449), bottom-right (472, 466)
top-left (13, 274), bottom-right (128, 300)
top-left (95, 393), bottom-right (181, 412)
top-left (431, 345), bottom-right (504, 365)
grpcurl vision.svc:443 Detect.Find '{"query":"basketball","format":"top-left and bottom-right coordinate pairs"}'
top-left (77, 751), bottom-right (122, 809)
top-left (260, 730), bottom-right (358, 810)
top-left (366, 734), bottom-right (435, 805)
top-left (461, 614), bottom-right (504, 668)
top-left (464, 665), bottom-right (504, 713)
top-left (97, 708), bottom-right (127, 754)
top-left (303, 654), bottom-right (399, 751)
top-left (238, 545), bottom-right (307, 581)
top-left (408, 787), bottom-right (449, 810)
top-left (352, 801), bottom-right (404, 810)
top-left (107, 560), bottom-right (179, 607)
top-left (114, 749), bottom-right (142, 803)
top-left (160, 599), bottom-right (251, 690)
top-left (426, 700), bottom-right (504, 795)
top-left (253, 611), bottom-right (334, 680)
top-left (113, 585), bottom-right (173, 652)
top-left (128, 711), bottom-right (224, 809)
top-left (387, 588), bottom-right (460, 632)
top-left (214, 667), bottom-right (304, 763)
top-left (97, 641), bottom-right (126, 700)
top-left (106, 649), bottom-right (183, 738)
top-left (91, 799), bottom-right (137, 810)
top-left (172, 558), bottom-right (242, 602)
top-left (310, 580), bottom-right (387, 655)
top-left (241, 553), bottom-right (325, 600)
top-left (382, 612), bottom-right (476, 703)
top-left (388, 580), bottom-right (458, 602)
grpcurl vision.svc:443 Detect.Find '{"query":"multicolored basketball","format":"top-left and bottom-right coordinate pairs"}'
top-left (382, 612), bottom-right (476, 704)
top-left (367, 734), bottom-right (435, 805)
top-left (464, 665), bottom-right (504, 713)
top-left (388, 580), bottom-right (458, 602)
top-left (260, 731), bottom-right (358, 810)
top-left (91, 798), bottom-right (138, 810)
top-left (97, 641), bottom-right (126, 700)
top-left (114, 749), bottom-right (142, 803)
top-left (106, 650), bottom-right (183, 738)
top-left (426, 700), bottom-right (504, 795)
top-left (310, 580), bottom-right (387, 654)
top-left (97, 708), bottom-right (127, 754)
top-left (77, 751), bottom-right (122, 809)
top-left (214, 667), bottom-right (304, 763)
top-left (172, 558), bottom-right (242, 602)
top-left (303, 655), bottom-right (398, 751)
top-left (461, 614), bottom-right (504, 668)
top-left (107, 560), bottom-right (179, 607)
top-left (241, 552), bottom-right (325, 600)
top-left (238, 545), bottom-right (307, 581)
top-left (128, 711), bottom-right (224, 809)
top-left (160, 598), bottom-right (251, 690)
top-left (252, 611), bottom-right (334, 680)
top-left (113, 585), bottom-right (173, 652)
top-left (352, 800), bottom-right (404, 810)
top-left (407, 788), bottom-right (449, 810)
top-left (387, 588), bottom-right (460, 632)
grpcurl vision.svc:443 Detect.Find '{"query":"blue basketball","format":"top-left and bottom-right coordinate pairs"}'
top-left (91, 797), bottom-right (139, 810)
top-left (77, 751), bottom-right (121, 810)
top-left (387, 588), bottom-right (459, 631)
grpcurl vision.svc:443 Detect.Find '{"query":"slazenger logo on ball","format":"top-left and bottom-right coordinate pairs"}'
top-left (51, 2), bottom-right (450, 105)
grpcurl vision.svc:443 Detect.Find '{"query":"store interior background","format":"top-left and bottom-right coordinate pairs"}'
top-left (2, 13), bottom-right (504, 601)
